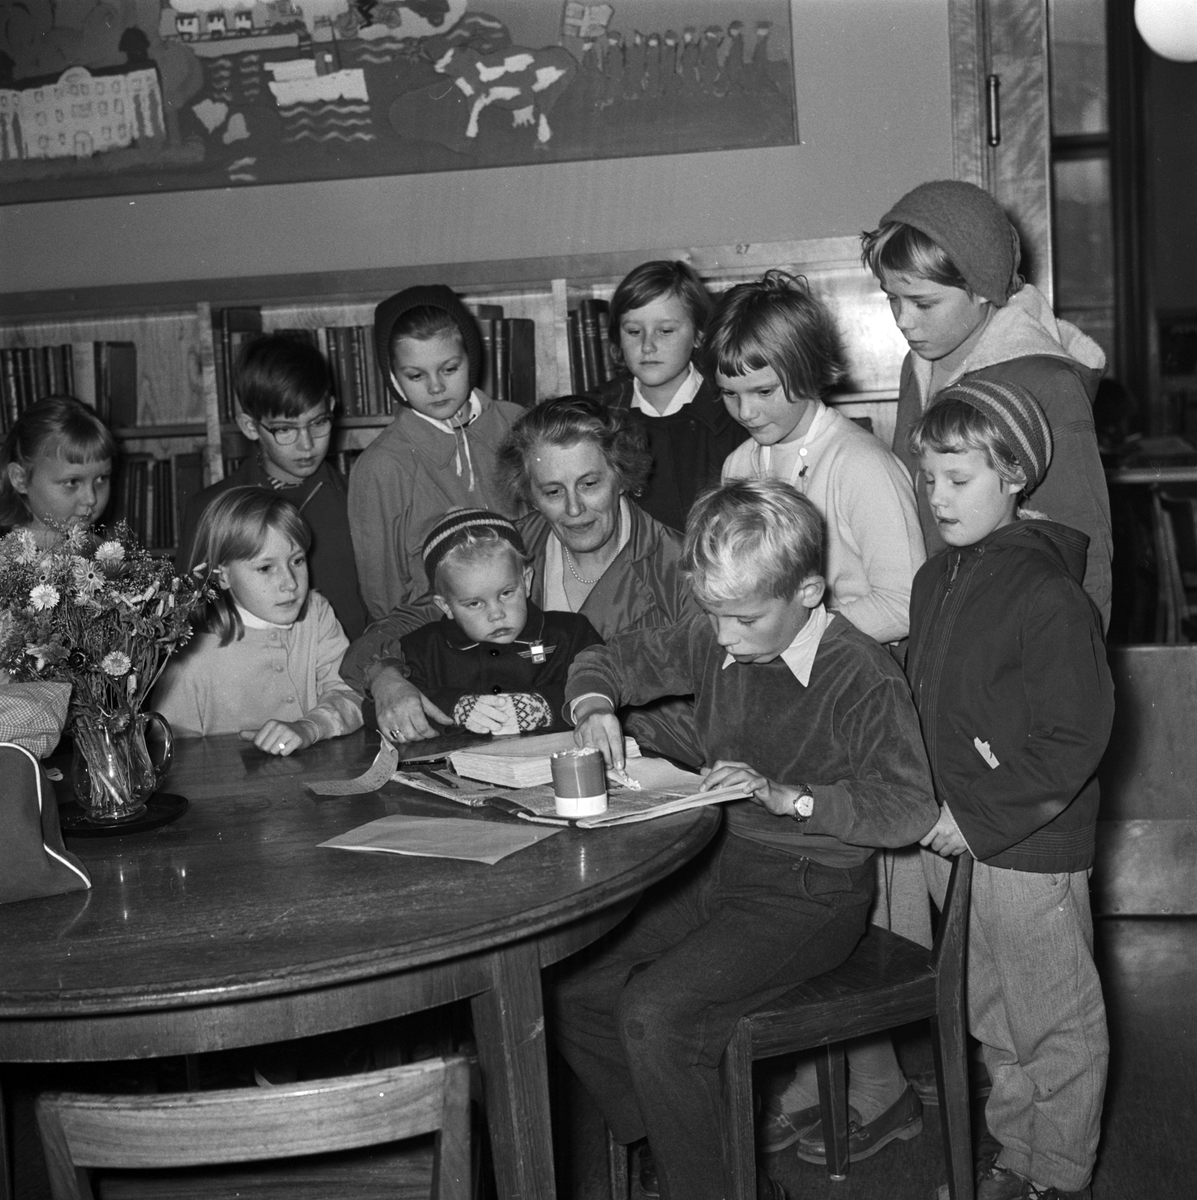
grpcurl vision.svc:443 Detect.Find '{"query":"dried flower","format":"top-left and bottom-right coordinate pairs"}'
top-left (30, 583), bottom-right (60, 611)
top-left (94, 541), bottom-right (125, 570)
top-left (101, 651), bottom-right (132, 677)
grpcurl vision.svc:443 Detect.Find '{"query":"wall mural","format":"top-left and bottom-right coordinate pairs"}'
top-left (0, 0), bottom-right (796, 204)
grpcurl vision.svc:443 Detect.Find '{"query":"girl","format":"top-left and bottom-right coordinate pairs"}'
top-left (0, 396), bottom-right (116, 549)
top-left (711, 271), bottom-right (924, 646)
top-left (591, 259), bottom-right (747, 532)
top-left (708, 272), bottom-right (929, 1164)
top-left (154, 487), bottom-right (362, 755)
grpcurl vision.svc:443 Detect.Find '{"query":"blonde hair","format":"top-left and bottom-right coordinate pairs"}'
top-left (684, 479), bottom-right (824, 604)
top-left (189, 488), bottom-right (311, 645)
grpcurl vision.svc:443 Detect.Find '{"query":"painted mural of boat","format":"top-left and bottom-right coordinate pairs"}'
top-left (265, 59), bottom-right (367, 105)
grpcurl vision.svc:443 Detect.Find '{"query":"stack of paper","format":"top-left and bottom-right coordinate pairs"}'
top-left (449, 731), bottom-right (641, 788)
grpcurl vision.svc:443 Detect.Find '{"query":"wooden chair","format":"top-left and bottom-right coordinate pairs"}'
top-left (35, 1055), bottom-right (473, 1200)
top-left (721, 853), bottom-right (974, 1200)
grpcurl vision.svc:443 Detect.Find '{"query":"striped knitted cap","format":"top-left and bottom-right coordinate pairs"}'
top-left (938, 379), bottom-right (1053, 490)
top-left (423, 508), bottom-right (526, 586)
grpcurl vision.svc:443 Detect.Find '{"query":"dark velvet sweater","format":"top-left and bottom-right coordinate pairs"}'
top-left (566, 611), bottom-right (937, 866)
top-left (402, 603), bottom-right (602, 734)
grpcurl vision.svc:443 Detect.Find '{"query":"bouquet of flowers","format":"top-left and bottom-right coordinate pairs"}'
top-left (0, 523), bottom-right (210, 732)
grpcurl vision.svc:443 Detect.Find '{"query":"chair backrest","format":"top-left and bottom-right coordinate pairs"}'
top-left (36, 1055), bottom-right (472, 1200)
top-left (928, 853), bottom-right (973, 1010)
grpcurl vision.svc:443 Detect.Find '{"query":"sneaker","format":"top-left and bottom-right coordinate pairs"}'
top-left (757, 1102), bottom-right (860, 1154)
top-left (795, 1084), bottom-right (922, 1165)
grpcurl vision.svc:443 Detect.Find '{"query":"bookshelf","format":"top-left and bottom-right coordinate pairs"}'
top-left (0, 236), bottom-right (909, 552)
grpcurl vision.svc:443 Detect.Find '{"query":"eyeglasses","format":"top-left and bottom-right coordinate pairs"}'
top-left (258, 414), bottom-right (334, 446)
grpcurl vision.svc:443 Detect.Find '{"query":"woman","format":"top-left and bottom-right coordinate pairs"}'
top-left (341, 396), bottom-right (700, 750)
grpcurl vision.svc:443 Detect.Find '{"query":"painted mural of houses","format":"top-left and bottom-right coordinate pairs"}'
top-left (0, 64), bottom-right (165, 162)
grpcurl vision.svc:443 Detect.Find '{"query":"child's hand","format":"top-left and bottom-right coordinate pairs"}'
top-left (701, 760), bottom-right (800, 818)
top-left (573, 699), bottom-right (625, 770)
top-left (374, 668), bottom-right (453, 743)
top-left (457, 694), bottom-right (521, 735)
top-left (242, 720), bottom-right (314, 757)
top-left (919, 803), bottom-right (971, 857)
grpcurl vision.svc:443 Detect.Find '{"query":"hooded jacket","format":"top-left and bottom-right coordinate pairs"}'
top-left (350, 285), bottom-right (524, 619)
top-left (906, 517), bottom-right (1114, 873)
top-left (892, 283), bottom-right (1113, 628)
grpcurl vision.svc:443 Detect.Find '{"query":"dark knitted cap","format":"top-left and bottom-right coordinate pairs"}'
top-left (938, 378), bottom-right (1053, 490)
top-left (423, 508), bottom-right (527, 586)
top-left (881, 181), bottom-right (1021, 306)
top-left (373, 284), bottom-right (483, 402)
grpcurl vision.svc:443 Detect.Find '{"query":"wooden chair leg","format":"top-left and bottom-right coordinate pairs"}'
top-left (436, 1057), bottom-right (473, 1200)
top-left (930, 1014), bottom-right (974, 1200)
top-left (720, 1021), bottom-right (757, 1200)
top-left (815, 1043), bottom-right (851, 1181)
top-left (605, 1126), bottom-right (629, 1200)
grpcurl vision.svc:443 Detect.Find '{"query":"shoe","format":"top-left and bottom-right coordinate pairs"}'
top-left (757, 1101), bottom-right (860, 1154)
top-left (637, 1142), bottom-right (659, 1198)
top-left (795, 1084), bottom-right (922, 1165)
top-left (1023, 1185), bottom-right (1091, 1200)
top-left (976, 1162), bottom-right (1027, 1200)
top-left (758, 1174), bottom-right (787, 1200)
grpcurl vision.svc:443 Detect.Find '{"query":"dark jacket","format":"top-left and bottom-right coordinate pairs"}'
top-left (905, 517), bottom-right (1114, 872)
top-left (591, 374), bottom-right (748, 532)
top-left (178, 456), bottom-right (368, 642)
top-left (401, 603), bottom-right (602, 733)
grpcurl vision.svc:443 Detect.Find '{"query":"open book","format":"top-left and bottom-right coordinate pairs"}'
top-left (395, 753), bottom-right (751, 828)
top-left (447, 730), bottom-right (641, 788)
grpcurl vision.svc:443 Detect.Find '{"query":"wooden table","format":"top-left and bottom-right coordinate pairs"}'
top-left (0, 732), bottom-right (719, 1200)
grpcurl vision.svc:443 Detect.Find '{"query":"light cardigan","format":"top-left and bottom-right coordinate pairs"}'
top-left (722, 402), bottom-right (925, 644)
top-left (153, 591), bottom-right (363, 742)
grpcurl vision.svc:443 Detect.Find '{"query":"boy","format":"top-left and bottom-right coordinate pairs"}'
top-left (179, 334), bottom-right (368, 641)
top-left (863, 179), bottom-right (1112, 629)
top-left (906, 379), bottom-right (1114, 1200)
top-left (556, 479), bottom-right (938, 1200)
top-left (400, 509), bottom-right (601, 734)
top-left (349, 285), bottom-right (524, 621)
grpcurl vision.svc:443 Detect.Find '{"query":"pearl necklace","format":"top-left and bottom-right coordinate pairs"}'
top-left (564, 546), bottom-right (599, 585)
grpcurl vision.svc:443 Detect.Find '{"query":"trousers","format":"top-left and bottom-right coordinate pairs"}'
top-left (924, 851), bottom-right (1108, 1192)
top-left (553, 830), bottom-right (873, 1200)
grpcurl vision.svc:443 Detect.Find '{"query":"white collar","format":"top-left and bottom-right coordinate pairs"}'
top-left (721, 604), bottom-right (833, 686)
top-left (631, 364), bottom-right (702, 419)
top-left (409, 389), bottom-right (483, 434)
top-left (235, 601), bottom-right (295, 631)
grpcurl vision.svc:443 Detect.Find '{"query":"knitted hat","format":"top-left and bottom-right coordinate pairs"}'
top-left (881, 181), bottom-right (1021, 306)
top-left (937, 379), bottom-right (1053, 491)
top-left (373, 284), bottom-right (484, 403)
top-left (423, 508), bottom-right (526, 587)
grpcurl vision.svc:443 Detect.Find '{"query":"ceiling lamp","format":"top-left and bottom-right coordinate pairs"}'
top-left (1134, 0), bottom-right (1197, 61)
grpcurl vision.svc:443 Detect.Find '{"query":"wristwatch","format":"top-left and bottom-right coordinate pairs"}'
top-left (789, 786), bottom-right (814, 823)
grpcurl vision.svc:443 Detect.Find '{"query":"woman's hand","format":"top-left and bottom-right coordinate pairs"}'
top-left (372, 665), bottom-right (451, 743)
top-left (919, 803), bottom-right (971, 857)
top-left (701, 759), bottom-right (800, 818)
top-left (573, 697), bottom-right (625, 770)
top-left (242, 719), bottom-right (314, 757)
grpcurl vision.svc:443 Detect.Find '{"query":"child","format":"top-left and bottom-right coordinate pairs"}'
top-left (178, 333), bottom-right (368, 641)
top-left (555, 479), bottom-right (938, 1200)
top-left (399, 509), bottom-right (602, 735)
top-left (591, 260), bottom-right (747, 532)
top-left (155, 488), bottom-right (363, 754)
top-left (863, 179), bottom-right (1113, 627)
top-left (0, 396), bottom-right (115, 549)
top-left (906, 380), bottom-right (1113, 1200)
top-left (711, 271), bottom-right (925, 647)
top-left (349, 285), bottom-right (524, 621)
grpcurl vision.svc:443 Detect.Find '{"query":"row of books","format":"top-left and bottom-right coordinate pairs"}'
top-left (0, 342), bottom-right (139, 431)
top-left (109, 451), bottom-right (205, 554)
top-left (467, 305), bottom-right (538, 406)
top-left (567, 298), bottom-right (615, 394)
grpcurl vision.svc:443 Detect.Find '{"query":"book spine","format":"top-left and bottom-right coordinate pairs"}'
top-left (219, 311), bottom-right (234, 423)
top-left (71, 345), bottom-right (95, 407)
top-left (579, 299), bottom-right (604, 392)
top-left (325, 327), bottom-right (343, 408)
top-left (476, 317), bottom-right (496, 398)
top-left (493, 318), bottom-right (511, 404)
top-left (506, 318), bottom-right (537, 406)
top-left (567, 311), bottom-right (586, 393)
top-left (1, 350), bottom-right (18, 431)
top-left (352, 327), bottom-right (369, 416)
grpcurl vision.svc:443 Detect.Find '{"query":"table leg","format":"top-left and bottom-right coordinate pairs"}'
top-left (470, 940), bottom-right (557, 1200)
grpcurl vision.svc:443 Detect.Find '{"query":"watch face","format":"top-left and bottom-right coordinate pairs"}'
top-left (796, 793), bottom-right (814, 818)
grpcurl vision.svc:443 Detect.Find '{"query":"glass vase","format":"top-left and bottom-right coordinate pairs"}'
top-left (70, 710), bottom-right (174, 823)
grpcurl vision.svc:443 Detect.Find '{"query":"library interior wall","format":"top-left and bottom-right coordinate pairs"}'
top-left (0, 0), bottom-right (953, 298)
